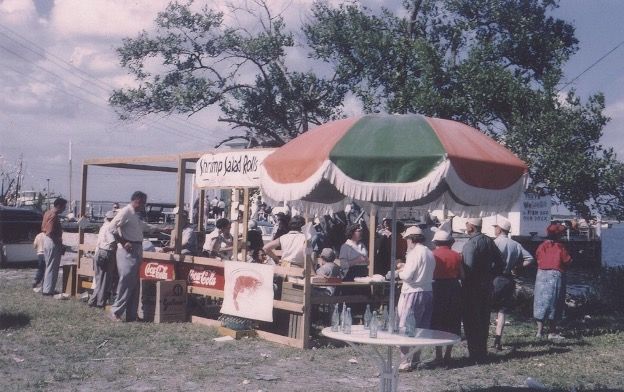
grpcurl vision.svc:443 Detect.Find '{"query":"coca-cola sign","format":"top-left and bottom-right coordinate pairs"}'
top-left (180, 264), bottom-right (224, 290)
top-left (188, 269), bottom-right (218, 286)
top-left (140, 260), bottom-right (175, 280)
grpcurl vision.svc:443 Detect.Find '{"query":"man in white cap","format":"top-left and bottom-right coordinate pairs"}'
top-left (88, 210), bottom-right (117, 308)
top-left (492, 218), bottom-right (535, 350)
top-left (395, 226), bottom-right (436, 371)
top-left (461, 217), bottom-right (505, 362)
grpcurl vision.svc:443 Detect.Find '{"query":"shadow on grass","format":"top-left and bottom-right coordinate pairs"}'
top-left (444, 346), bottom-right (572, 369)
top-left (0, 311), bottom-right (31, 330)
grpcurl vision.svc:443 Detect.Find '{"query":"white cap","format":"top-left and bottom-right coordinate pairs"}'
top-left (466, 217), bottom-right (482, 227)
top-left (433, 230), bottom-right (452, 242)
top-left (402, 226), bottom-right (423, 238)
top-left (494, 218), bottom-right (512, 232)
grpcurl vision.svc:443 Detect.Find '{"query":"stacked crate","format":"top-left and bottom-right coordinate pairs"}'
top-left (139, 279), bottom-right (187, 323)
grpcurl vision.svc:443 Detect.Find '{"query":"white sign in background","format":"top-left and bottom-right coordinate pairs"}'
top-left (221, 261), bottom-right (275, 322)
top-left (194, 149), bottom-right (274, 188)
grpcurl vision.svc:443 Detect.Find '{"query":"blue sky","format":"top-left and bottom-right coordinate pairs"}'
top-left (0, 0), bottom-right (623, 204)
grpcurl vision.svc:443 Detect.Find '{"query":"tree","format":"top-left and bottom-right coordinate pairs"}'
top-left (110, 0), bottom-right (346, 147)
top-left (304, 0), bottom-right (624, 218)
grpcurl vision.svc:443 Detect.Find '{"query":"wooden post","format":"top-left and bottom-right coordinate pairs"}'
top-left (241, 188), bottom-right (249, 262)
top-left (231, 189), bottom-right (239, 260)
top-left (198, 189), bottom-right (205, 232)
top-left (75, 163), bottom-right (88, 296)
top-left (368, 205), bottom-right (377, 277)
top-left (174, 158), bottom-right (187, 254)
top-left (299, 233), bottom-right (312, 349)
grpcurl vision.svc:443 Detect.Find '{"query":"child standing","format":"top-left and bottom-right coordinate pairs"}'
top-left (32, 231), bottom-right (46, 291)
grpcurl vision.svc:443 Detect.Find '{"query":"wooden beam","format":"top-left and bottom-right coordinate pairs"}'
top-left (76, 164), bottom-right (88, 297)
top-left (241, 187), bottom-right (249, 262)
top-left (174, 158), bottom-right (188, 254)
top-left (84, 154), bottom-right (181, 166)
top-left (188, 286), bottom-right (223, 297)
top-left (198, 189), bottom-right (206, 232)
top-left (254, 330), bottom-right (304, 349)
top-left (90, 163), bottom-right (195, 174)
top-left (183, 255), bottom-right (224, 268)
top-left (231, 189), bottom-right (239, 259)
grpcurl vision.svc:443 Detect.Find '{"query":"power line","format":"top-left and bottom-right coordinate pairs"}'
top-left (0, 23), bottom-right (212, 137)
top-left (558, 39), bottom-right (624, 93)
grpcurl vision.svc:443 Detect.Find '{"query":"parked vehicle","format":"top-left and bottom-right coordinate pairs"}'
top-left (0, 206), bottom-right (42, 266)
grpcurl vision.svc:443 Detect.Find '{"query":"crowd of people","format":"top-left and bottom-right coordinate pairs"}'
top-left (390, 218), bottom-right (571, 371)
top-left (32, 193), bottom-right (573, 371)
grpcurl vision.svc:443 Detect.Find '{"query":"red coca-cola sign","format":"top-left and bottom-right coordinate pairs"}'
top-left (140, 260), bottom-right (175, 280)
top-left (181, 264), bottom-right (224, 290)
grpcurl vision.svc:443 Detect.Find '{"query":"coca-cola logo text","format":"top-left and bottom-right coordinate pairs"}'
top-left (144, 263), bottom-right (169, 280)
top-left (188, 269), bottom-right (217, 286)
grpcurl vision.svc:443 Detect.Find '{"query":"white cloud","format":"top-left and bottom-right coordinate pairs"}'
top-left (49, 0), bottom-right (169, 39)
top-left (0, 0), bottom-right (37, 26)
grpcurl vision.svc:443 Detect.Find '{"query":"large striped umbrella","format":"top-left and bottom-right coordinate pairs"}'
top-left (261, 114), bottom-right (528, 215)
top-left (260, 114), bottom-right (528, 342)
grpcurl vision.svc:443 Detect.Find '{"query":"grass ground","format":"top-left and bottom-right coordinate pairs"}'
top-left (1, 266), bottom-right (623, 392)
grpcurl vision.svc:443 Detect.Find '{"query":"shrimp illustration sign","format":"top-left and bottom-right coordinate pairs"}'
top-left (195, 149), bottom-right (274, 188)
top-left (220, 261), bottom-right (275, 322)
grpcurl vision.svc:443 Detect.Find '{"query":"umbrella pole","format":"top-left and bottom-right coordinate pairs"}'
top-left (389, 202), bottom-right (397, 334)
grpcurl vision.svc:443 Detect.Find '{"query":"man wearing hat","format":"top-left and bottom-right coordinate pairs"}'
top-left (395, 226), bottom-right (436, 371)
top-left (462, 217), bottom-right (505, 362)
top-left (492, 218), bottom-right (535, 350)
top-left (88, 210), bottom-right (117, 308)
top-left (314, 248), bottom-right (342, 296)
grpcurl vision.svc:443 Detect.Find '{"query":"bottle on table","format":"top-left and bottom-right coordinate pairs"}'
top-left (364, 304), bottom-right (372, 330)
top-left (405, 309), bottom-right (416, 337)
top-left (344, 307), bottom-right (352, 334)
top-left (331, 303), bottom-right (340, 332)
top-left (369, 311), bottom-right (379, 338)
top-left (380, 305), bottom-right (389, 331)
top-left (340, 302), bottom-right (347, 332)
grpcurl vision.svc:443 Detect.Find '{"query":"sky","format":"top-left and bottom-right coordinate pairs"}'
top-left (1, 0), bottom-right (623, 204)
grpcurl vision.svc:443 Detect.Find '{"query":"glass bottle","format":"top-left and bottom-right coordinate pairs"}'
top-left (331, 303), bottom-right (340, 332)
top-left (369, 311), bottom-right (379, 338)
top-left (340, 302), bottom-right (347, 332)
top-left (381, 306), bottom-right (389, 331)
top-left (363, 304), bottom-right (372, 330)
top-left (344, 307), bottom-right (352, 334)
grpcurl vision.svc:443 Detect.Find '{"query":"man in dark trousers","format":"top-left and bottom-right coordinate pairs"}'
top-left (461, 217), bottom-right (504, 362)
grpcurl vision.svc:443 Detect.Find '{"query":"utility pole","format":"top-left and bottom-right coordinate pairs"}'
top-left (69, 140), bottom-right (72, 213)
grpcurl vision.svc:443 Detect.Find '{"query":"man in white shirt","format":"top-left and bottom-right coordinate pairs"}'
top-left (89, 210), bottom-right (117, 308)
top-left (108, 191), bottom-right (148, 322)
top-left (395, 226), bottom-right (436, 371)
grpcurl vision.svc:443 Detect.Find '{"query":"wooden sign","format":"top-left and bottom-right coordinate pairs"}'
top-left (194, 149), bottom-right (274, 189)
top-left (179, 263), bottom-right (225, 291)
top-left (140, 259), bottom-right (176, 281)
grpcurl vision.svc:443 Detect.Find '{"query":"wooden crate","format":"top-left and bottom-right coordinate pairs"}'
top-left (281, 282), bottom-right (304, 304)
top-left (139, 279), bottom-right (188, 323)
top-left (77, 256), bottom-right (94, 277)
